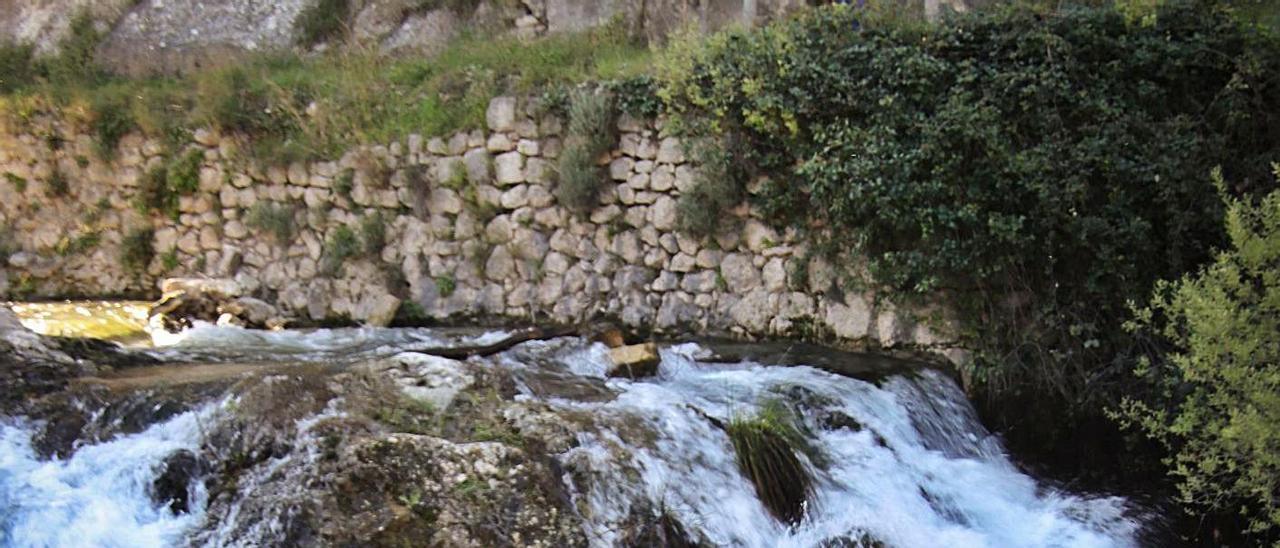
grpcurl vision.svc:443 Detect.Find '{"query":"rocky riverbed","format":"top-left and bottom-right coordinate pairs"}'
top-left (0, 305), bottom-right (1147, 547)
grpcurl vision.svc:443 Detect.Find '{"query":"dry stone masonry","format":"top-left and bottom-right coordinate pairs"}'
top-left (0, 96), bottom-right (963, 363)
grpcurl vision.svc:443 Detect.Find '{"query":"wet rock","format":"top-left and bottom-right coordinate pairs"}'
top-left (151, 450), bottom-right (209, 514)
top-left (607, 343), bottom-right (660, 379)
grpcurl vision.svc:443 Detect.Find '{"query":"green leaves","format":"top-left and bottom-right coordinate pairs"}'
top-left (1124, 167), bottom-right (1280, 536)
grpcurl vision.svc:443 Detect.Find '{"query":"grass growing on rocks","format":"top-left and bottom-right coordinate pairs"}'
top-left (555, 90), bottom-right (617, 213)
top-left (120, 227), bottom-right (155, 275)
top-left (0, 22), bottom-right (652, 165)
top-left (725, 401), bottom-right (814, 526)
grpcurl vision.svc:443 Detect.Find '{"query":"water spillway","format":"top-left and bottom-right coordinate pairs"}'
top-left (0, 305), bottom-right (1145, 547)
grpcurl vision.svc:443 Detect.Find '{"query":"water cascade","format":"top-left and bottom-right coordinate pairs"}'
top-left (0, 305), bottom-right (1146, 547)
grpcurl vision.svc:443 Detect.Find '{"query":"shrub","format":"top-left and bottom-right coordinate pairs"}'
top-left (435, 275), bottom-right (456, 298)
top-left (44, 11), bottom-right (105, 86)
top-left (160, 248), bottom-right (179, 271)
top-left (725, 402), bottom-right (813, 526)
top-left (45, 168), bottom-right (69, 197)
top-left (295, 0), bottom-right (351, 47)
top-left (1119, 167), bottom-right (1280, 540)
top-left (0, 43), bottom-right (37, 94)
top-left (89, 92), bottom-right (136, 159)
top-left (322, 225), bottom-right (360, 276)
top-left (134, 163), bottom-right (177, 218)
top-left (676, 140), bottom-right (745, 237)
top-left (0, 225), bottom-right (16, 264)
top-left (194, 66), bottom-right (273, 135)
top-left (360, 211), bottom-right (386, 256)
top-left (120, 227), bottom-right (155, 275)
top-left (244, 202), bottom-right (297, 243)
top-left (166, 148), bottom-right (203, 194)
top-left (659, 2), bottom-right (1280, 484)
top-left (555, 90), bottom-right (615, 213)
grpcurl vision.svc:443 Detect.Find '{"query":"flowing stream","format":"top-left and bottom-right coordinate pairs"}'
top-left (0, 302), bottom-right (1146, 547)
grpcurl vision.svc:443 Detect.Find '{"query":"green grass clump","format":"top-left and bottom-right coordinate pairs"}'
top-left (676, 142), bottom-right (744, 237)
top-left (435, 275), bottom-right (456, 297)
top-left (1, 21), bottom-right (651, 166)
top-left (0, 44), bottom-right (37, 94)
top-left (295, 0), bottom-right (351, 47)
top-left (322, 225), bottom-right (360, 276)
top-left (132, 151), bottom-right (203, 218)
top-left (166, 148), bottom-right (203, 194)
top-left (555, 90), bottom-right (616, 213)
top-left (360, 211), bottom-right (387, 256)
top-left (57, 231), bottom-right (101, 256)
top-left (134, 163), bottom-right (176, 217)
top-left (244, 202), bottom-right (297, 243)
top-left (725, 402), bottom-right (813, 526)
top-left (4, 172), bottom-right (27, 193)
top-left (120, 227), bottom-right (155, 274)
top-left (45, 168), bottom-right (69, 197)
top-left (0, 226), bottom-right (17, 264)
top-left (160, 247), bottom-right (179, 271)
top-left (88, 91), bottom-right (136, 159)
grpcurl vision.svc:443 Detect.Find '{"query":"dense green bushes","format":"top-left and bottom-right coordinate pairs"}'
top-left (1120, 167), bottom-right (1280, 541)
top-left (659, 1), bottom-right (1280, 487)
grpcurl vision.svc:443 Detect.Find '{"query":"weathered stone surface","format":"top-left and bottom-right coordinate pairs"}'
top-left (486, 96), bottom-right (518, 132)
top-left (607, 343), bottom-right (660, 379)
top-left (825, 295), bottom-right (872, 340)
top-left (494, 151), bottom-right (525, 185)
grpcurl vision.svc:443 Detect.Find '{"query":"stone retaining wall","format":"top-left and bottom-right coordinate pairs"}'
top-left (0, 96), bottom-right (963, 362)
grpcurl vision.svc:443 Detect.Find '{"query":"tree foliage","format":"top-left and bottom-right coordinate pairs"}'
top-left (659, 1), bottom-right (1280, 482)
top-left (1120, 166), bottom-right (1280, 541)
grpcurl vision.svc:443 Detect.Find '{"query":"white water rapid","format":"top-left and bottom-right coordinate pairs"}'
top-left (0, 318), bottom-right (1146, 547)
top-left (0, 405), bottom-right (220, 548)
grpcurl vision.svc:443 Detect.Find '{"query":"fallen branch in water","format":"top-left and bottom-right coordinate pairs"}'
top-left (404, 325), bottom-right (578, 359)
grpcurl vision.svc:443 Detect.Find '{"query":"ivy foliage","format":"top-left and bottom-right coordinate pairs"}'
top-left (1120, 167), bottom-right (1280, 541)
top-left (659, 1), bottom-right (1280, 483)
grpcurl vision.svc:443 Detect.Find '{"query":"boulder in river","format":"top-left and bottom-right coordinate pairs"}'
top-left (151, 449), bottom-right (209, 514)
top-left (607, 342), bottom-right (660, 379)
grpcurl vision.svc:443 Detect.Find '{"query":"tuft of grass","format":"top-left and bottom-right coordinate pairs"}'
top-left (322, 225), bottom-right (360, 276)
top-left (120, 227), bottom-right (155, 274)
top-left (88, 91), bottom-right (136, 159)
top-left (360, 211), bottom-right (387, 256)
top-left (2, 22), bottom-right (651, 166)
top-left (44, 10), bottom-right (106, 87)
top-left (63, 234), bottom-right (103, 259)
top-left (134, 163), bottom-right (176, 217)
top-left (0, 225), bottom-right (17, 264)
top-left (244, 202), bottom-right (297, 243)
top-left (334, 168), bottom-right (355, 200)
top-left (0, 43), bottom-right (37, 94)
top-left (435, 275), bottom-right (456, 298)
top-left (166, 148), bottom-right (203, 194)
top-left (45, 168), bottom-right (69, 197)
top-left (295, 0), bottom-right (351, 47)
top-left (725, 401), bottom-right (814, 526)
top-left (160, 247), bottom-right (179, 271)
top-left (555, 90), bottom-right (616, 213)
top-left (132, 151), bottom-right (203, 218)
top-left (676, 141), bottom-right (743, 237)
top-left (4, 172), bottom-right (27, 193)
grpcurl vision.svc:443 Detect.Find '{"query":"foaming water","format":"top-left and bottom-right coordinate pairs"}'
top-left (147, 321), bottom-right (511, 364)
top-left (523, 343), bottom-right (1142, 547)
top-left (0, 404), bottom-right (221, 548)
top-left (0, 318), bottom-right (1145, 547)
